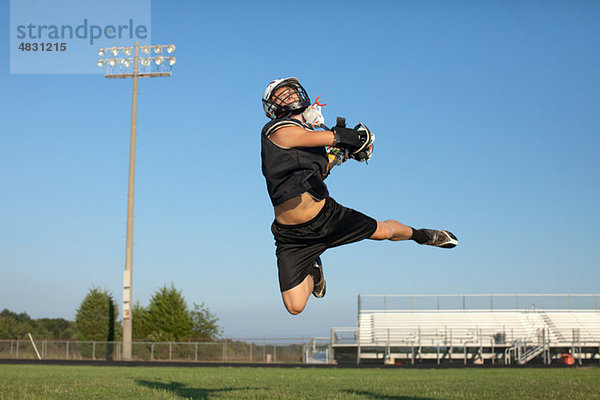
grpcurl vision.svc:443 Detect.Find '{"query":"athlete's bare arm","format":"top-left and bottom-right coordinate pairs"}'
top-left (269, 125), bottom-right (334, 149)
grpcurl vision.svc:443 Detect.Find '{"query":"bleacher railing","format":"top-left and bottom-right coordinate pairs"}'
top-left (358, 294), bottom-right (600, 312)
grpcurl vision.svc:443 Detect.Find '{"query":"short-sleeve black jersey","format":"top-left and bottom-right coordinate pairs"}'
top-left (261, 118), bottom-right (329, 206)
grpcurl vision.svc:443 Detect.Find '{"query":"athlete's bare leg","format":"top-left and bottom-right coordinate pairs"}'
top-left (369, 220), bottom-right (413, 241)
top-left (371, 220), bottom-right (458, 247)
top-left (281, 275), bottom-right (314, 315)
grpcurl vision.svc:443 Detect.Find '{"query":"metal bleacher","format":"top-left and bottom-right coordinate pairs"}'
top-left (330, 294), bottom-right (600, 365)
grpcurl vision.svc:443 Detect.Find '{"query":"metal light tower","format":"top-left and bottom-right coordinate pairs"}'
top-left (98, 41), bottom-right (177, 361)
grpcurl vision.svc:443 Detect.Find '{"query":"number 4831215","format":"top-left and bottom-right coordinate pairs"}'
top-left (18, 42), bottom-right (67, 51)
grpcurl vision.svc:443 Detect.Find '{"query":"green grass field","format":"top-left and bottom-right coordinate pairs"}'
top-left (0, 365), bottom-right (599, 399)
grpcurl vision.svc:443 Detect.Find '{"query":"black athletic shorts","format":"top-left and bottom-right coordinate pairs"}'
top-left (271, 197), bottom-right (378, 292)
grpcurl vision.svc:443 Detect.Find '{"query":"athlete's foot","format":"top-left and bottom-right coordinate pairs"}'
top-left (312, 257), bottom-right (326, 298)
top-left (420, 229), bottom-right (458, 248)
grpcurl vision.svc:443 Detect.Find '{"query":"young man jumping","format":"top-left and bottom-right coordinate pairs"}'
top-left (261, 77), bottom-right (458, 315)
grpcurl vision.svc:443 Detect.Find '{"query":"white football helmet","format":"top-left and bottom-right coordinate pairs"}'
top-left (262, 77), bottom-right (311, 119)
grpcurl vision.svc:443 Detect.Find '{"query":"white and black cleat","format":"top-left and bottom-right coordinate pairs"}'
top-left (312, 257), bottom-right (326, 298)
top-left (421, 229), bottom-right (458, 249)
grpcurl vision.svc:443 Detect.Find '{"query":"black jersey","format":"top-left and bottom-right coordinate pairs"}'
top-left (261, 118), bottom-right (329, 206)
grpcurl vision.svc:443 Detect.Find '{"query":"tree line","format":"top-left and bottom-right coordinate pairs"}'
top-left (0, 309), bottom-right (77, 340)
top-left (1, 284), bottom-right (221, 342)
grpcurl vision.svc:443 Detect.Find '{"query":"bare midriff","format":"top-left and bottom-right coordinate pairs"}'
top-left (274, 192), bottom-right (326, 225)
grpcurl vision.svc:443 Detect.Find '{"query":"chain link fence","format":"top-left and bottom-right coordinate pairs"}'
top-left (0, 338), bottom-right (310, 364)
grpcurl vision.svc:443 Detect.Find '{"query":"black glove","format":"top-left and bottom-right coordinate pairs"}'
top-left (331, 117), bottom-right (371, 153)
top-left (331, 116), bottom-right (374, 162)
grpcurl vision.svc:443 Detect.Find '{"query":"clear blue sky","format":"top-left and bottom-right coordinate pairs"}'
top-left (1, 1), bottom-right (599, 338)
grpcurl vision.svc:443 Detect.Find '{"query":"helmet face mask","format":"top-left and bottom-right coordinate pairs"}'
top-left (263, 77), bottom-right (310, 119)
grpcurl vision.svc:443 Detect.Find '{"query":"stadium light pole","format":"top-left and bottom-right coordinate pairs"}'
top-left (98, 41), bottom-right (177, 361)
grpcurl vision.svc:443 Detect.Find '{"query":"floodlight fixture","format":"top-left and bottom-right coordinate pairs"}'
top-left (98, 48), bottom-right (105, 56)
top-left (111, 46), bottom-right (119, 56)
top-left (123, 47), bottom-right (132, 56)
top-left (169, 57), bottom-right (177, 66)
top-left (142, 45), bottom-right (151, 54)
top-left (166, 44), bottom-right (176, 54)
top-left (97, 59), bottom-right (105, 68)
top-left (155, 56), bottom-right (164, 65)
top-left (109, 57), bottom-right (117, 67)
top-left (153, 46), bottom-right (163, 54)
